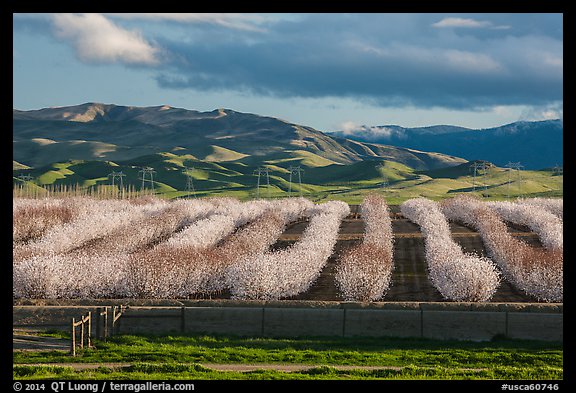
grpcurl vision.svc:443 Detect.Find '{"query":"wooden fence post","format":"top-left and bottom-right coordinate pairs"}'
top-left (71, 312), bottom-right (95, 356)
top-left (104, 307), bottom-right (108, 340)
top-left (80, 317), bottom-right (85, 350)
top-left (71, 318), bottom-right (76, 357)
top-left (87, 312), bottom-right (92, 348)
top-left (112, 306), bottom-right (117, 335)
top-left (95, 308), bottom-right (101, 340)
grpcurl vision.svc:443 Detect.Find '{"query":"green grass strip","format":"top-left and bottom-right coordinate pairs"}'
top-left (13, 363), bottom-right (563, 380)
top-left (13, 334), bottom-right (562, 380)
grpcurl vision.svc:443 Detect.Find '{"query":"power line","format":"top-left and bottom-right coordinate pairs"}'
top-left (253, 167), bottom-right (271, 199)
top-left (288, 165), bottom-right (304, 197)
top-left (138, 167), bottom-right (156, 191)
top-left (107, 171), bottom-right (126, 190)
top-left (505, 162), bottom-right (523, 198)
top-left (184, 166), bottom-right (196, 198)
top-left (552, 164), bottom-right (563, 194)
top-left (375, 163), bottom-right (388, 188)
top-left (552, 164), bottom-right (563, 175)
top-left (470, 161), bottom-right (491, 192)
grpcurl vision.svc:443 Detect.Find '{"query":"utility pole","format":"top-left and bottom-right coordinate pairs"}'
top-left (288, 165), bottom-right (304, 197)
top-left (481, 162), bottom-right (491, 191)
top-left (138, 167), bottom-right (156, 192)
top-left (553, 164), bottom-right (563, 176)
top-left (108, 171), bottom-right (126, 198)
top-left (553, 164), bottom-right (563, 193)
top-left (376, 163), bottom-right (389, 188)
top-left (16, 174), bottom-right (34, 197)
top-left (485, 162), bottom-right (491, 190)
top-left (253, 167), bottom-right (271, 198)
top-left (184, 166), bottom-right (196, 198)
top-left (470, 161), bottom-right (491, 192)
top-left (505, 162), bottom-right (523, 198)
top-left (108, 171), bottom-right (126, 189)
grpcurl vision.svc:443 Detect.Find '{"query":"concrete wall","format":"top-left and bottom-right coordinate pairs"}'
top-left (13, 306), bottom-right (102, 330)
top-left (13, 301), bottom-right (563, 342)
top-left (344, 309), bottom-right (421, 338)
top-left (263, 308), bottom-right (344, 337)
top-left (185, 307), bottom-right (263, 336)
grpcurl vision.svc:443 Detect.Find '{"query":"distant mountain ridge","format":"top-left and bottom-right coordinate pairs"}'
top-left (328, 120), bottom-right (563, 169)
top-left (13, 103), bottom-right (465, 170)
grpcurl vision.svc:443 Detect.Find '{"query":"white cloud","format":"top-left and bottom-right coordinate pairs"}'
top-left (105, 13), bottom-right (268, 32)
top-left (51, 13), bottom-right (160, 66)
top-left (432, 17), bottom-right (510, 30)
top-left (520, 103), bottom-right (563, 121)
top-left (491, 105), bottom-right (516, 117)
top-left (542, 54), bottom-right (563, 69)
top-left (443, 50), bottom-right (502, 73)
top-left (15, 13), bottom-right (559, 113)
top-left (353, 42), bottom-right (502, 74)
top-left (340, 121), bottom-right (405, 140)
top-left (340, 121), bottom-right (360, 134)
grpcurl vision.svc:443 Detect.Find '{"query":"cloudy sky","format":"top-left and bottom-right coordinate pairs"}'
top-left (13, 13), bottom-right (562, 131)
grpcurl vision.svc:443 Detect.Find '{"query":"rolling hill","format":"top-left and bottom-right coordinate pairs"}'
top-left (13, 103), bottom-right (464, 170)
top-left (13, 103), bottom-right (562, 203)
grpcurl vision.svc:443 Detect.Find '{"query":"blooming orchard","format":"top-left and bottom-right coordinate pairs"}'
top-left (441, 195), bottom-right (562, 302)
top-left (227, 200), bottom-right (349, 300)
top-left (517, 197), bottom-right (563, 220)
top-left (126, 197), bottom-right (314, 298)
top-left (335, 194), bottom-right (394, 301)
top-left (13, 196), bottom-right (316, 299)
top-left (401, 197), bottom-right (500, 302)
top-left (486, 201), bottom-right (562, 251)
top-left (12, 194), bottom-right (561, 302)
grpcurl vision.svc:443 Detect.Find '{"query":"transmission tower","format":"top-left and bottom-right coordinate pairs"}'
top-left (376, 163), bottom-right (389, 188)
top-left (470, 161), bottom-right (491, 192)
top-left (481, 161), bottom-right (492, 190)
top-left (107, 171), bottom-right (126, 190)
top-left (552, 164), bottom-right (563, 176)
top-left (287, 165), bottom-right (305, 197)
top-left (552, 164), bottom-right (563, 193)
top-left (138, 167), bottom-right (156, 191)
top-left (505, 162), bottom-right (523, 198)
top-left (184, 166), bottom-right (196, 198)
top-left (253, 167), bottom-right (271, 198)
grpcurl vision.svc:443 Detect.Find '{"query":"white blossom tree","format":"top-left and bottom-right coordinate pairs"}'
top-left (401, 197), bottom-right (500, 302)
top-left (227, 201), bottom-right (349, 300)
top-left (441, 195), bottom-right (562, 302)
top-left (335, 194), bottom-right (395, 301)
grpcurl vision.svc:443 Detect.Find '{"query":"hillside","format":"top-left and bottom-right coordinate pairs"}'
top-left (13, 104), bottom-right (562, 203)
top-left (13, 103), bottom-right (464, 170)
top-left (328, 120), bottom-right (563, 170)
top-left (12, 153), bottom-right (562, 204)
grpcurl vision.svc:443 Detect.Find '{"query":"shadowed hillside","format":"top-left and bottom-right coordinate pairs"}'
top-left (13, 103), bottom-right (465, 170)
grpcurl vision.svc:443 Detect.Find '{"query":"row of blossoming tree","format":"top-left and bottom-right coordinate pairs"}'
top-left (441, 195), bottom-right (562, 302)
top-left (13, 194), bottom-right (562, 302)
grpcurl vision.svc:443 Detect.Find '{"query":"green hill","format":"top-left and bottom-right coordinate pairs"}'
top-left (12, 153), bottom-right (562, 204)
top-left (13, 103), bottom-right (465, 170)
top-left (13, 104), bottom-right (562, 203)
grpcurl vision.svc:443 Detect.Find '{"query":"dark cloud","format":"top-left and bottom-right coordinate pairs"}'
top-left (153, 13), bottom-right (562, 110)
top-left (15, 13), bottom-right (562, 111)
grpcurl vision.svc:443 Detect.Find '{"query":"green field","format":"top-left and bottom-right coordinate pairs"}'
top-left (12, 154), bottom-right (563, 204)
top-left (13, 333), bottom-right (562, 380)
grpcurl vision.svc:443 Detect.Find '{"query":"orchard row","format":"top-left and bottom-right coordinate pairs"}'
top-left (13, 195), bottom-right (562, 302)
